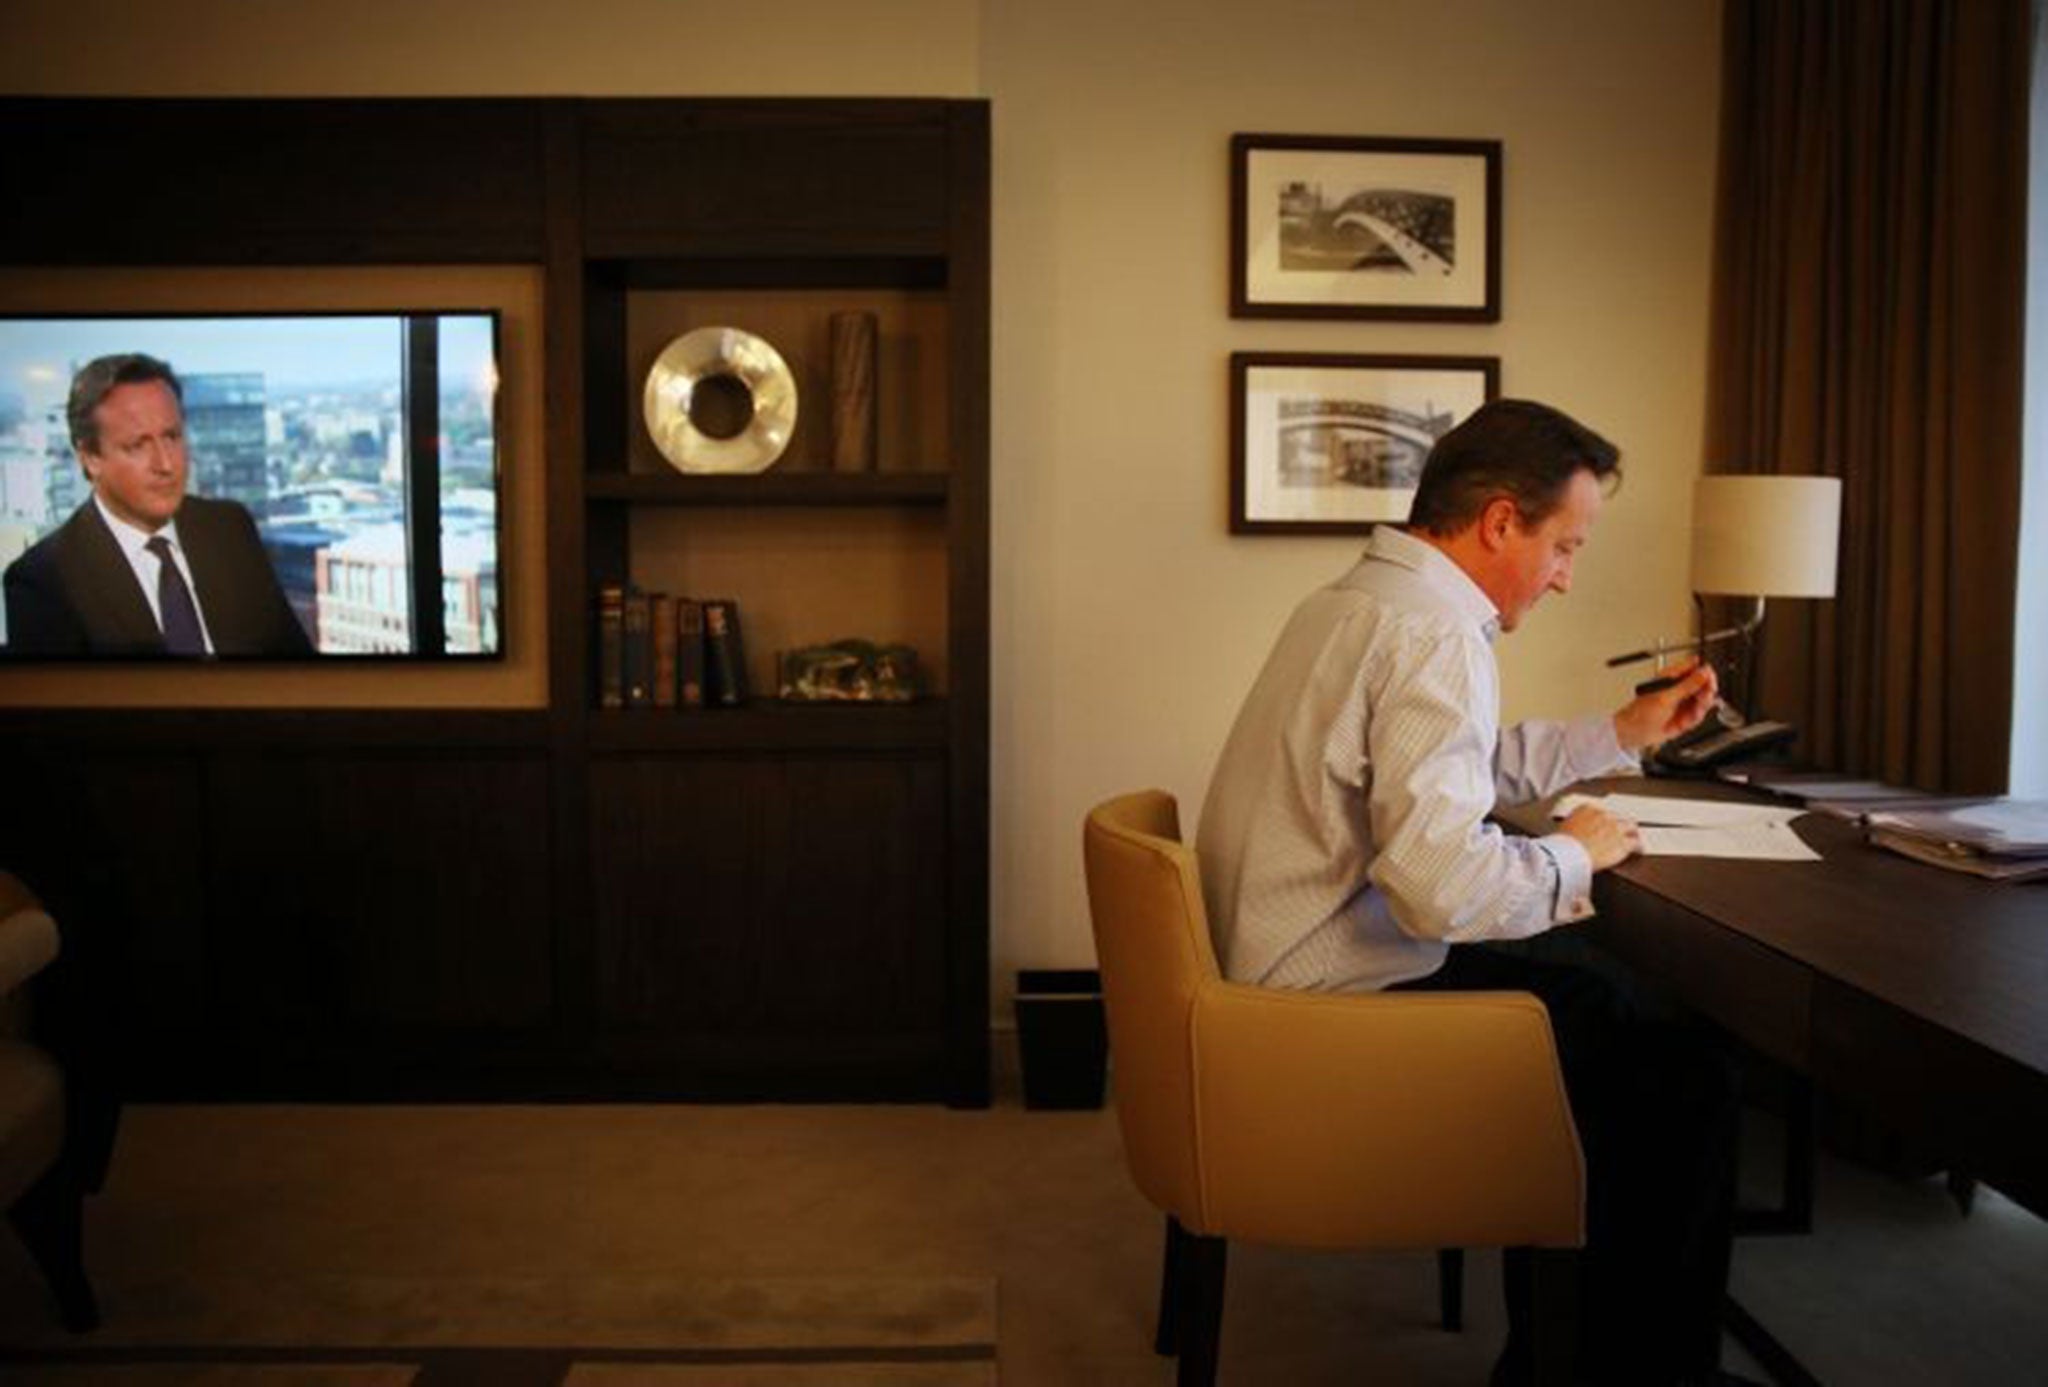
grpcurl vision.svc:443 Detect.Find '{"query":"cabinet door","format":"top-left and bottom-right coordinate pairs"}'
top-left (206, 750), bottom-right (555, 1041)
top-left (590, 753), bottom-right (947, 1042)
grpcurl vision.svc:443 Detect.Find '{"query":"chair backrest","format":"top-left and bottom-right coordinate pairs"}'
top-left (1081, 789), bottom-right (1215, 1224)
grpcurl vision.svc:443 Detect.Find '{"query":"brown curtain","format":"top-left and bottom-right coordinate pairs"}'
top-left (1706, 0), bottom-right (2032, 794)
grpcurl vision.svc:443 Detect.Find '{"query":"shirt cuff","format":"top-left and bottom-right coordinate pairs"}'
top-left (1570, 713), bottom-right (1640, 779)
top-left (1536, 832), bottom-right (1597, 922)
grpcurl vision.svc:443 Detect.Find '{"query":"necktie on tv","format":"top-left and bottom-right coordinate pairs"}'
top-left (145, 535), bottom-right (206, 655)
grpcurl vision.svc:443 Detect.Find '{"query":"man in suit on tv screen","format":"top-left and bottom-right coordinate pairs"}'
top-left (4, 352), bottom-right (312, 657)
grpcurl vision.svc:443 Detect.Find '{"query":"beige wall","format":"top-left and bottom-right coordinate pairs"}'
top-left (0, 0), bottom-right (1723, 1004)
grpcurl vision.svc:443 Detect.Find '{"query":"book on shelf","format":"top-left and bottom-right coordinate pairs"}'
top-left (597, 582), bottom-right (626, 710)
top-left (623, 589), bottom-right (653, 707)
top-left (651, 593), bottom-right (677, 708)
top-left (677, 599), bottom-right (706, 709)
top-left (702, 599), bottom-right (749, 706)
top-left (1864, 799), bottom-right (2048, 881)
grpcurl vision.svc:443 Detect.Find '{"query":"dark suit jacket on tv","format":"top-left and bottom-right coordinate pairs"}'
top-left (3, 495), bottom-right (313, 657)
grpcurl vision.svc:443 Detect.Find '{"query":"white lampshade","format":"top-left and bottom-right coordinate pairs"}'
top-left (1690, 475), bottom-right (1842, 598)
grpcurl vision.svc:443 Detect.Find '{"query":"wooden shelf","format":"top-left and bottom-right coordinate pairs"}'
top-left (585, 471), bottom-right (948, 507)
top-left (587, 697), bottom-right (949, 753)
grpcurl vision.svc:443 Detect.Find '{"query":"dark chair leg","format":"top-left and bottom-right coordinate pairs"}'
top-left (1175, 1230), bottom-right (1227, 1387)
top-left (1155, 1215), bottom-right (1186, 1355)
top-left (9, 1164), bottom-right (99, 1332)
top-left (1438, 1247), bottom-right (1465, 1331)
top-left (1526, 1247), bottom-right (1579, 1387)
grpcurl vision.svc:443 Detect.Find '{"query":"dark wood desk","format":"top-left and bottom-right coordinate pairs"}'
top-left (1503, 778), bottom-right (2048, 1220)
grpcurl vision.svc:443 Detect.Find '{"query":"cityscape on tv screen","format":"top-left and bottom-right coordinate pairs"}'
top-left (0, 313), bottom-right (501, 657)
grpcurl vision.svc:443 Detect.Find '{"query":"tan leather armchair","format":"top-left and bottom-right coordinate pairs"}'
top-left (1082, 790), bottom-right (1582, 1385)
top-left (0, 870), bottom-right (99, 1331)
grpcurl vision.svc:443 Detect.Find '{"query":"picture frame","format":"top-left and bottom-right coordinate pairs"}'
top-left (1231, 134), bottom-right (1502, 321)
top-left (1230, 352), bottom-right (1499, 535)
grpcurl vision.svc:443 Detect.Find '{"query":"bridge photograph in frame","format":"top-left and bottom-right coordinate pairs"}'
top-left (1232, 134), bottom-right (1502, 321)
top-left (1229, 351), bottom-right (1498, 535)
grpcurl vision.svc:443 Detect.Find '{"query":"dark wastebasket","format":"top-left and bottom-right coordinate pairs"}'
top-left (1014, 968), bottom-right (1107, 1109)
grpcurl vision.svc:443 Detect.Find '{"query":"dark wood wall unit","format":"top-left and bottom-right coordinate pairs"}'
top-left (0, 97), bottom-right (992, 1106)
top-left (0, 98), bottom-right (550, 265)
top-left (578, 100), bottom-right (954, 257)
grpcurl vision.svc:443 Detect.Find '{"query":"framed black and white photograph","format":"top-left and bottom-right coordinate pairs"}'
top-left (1231, 353), bottom-right (1498, 535)
top-left (1231, 134), bottom-right (1501, 321)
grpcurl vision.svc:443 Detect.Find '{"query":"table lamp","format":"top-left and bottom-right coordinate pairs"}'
top-left (1610, 474), bottom-right (1842, 717)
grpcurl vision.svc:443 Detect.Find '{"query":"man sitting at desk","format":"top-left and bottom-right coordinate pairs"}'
top-left (4, 352), bottom-right (311, 658)
top-left (1198, 399), bottom-right (1738, 1386)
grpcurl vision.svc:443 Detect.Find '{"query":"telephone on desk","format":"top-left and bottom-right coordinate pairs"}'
top-left (1651, 704), bottom-right (1796, 773)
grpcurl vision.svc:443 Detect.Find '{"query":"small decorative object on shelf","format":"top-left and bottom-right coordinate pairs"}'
top-left (702, 599), bottom-right (750, 705)
top-left (643, 326), bottom-right (798, 475)
top-left (778, 639), bottom-right (922, 703)
top-left (829, 311), bottom-right (879, 472)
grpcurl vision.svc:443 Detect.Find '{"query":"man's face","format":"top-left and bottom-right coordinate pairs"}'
top-left (1492, 468), bottom-right (1603, 632)
top-left (79, 379), bottom-right (189, 532)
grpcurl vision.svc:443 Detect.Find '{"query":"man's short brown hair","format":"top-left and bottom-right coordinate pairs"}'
top-left (1407, 398), bottom-right (1621, 536)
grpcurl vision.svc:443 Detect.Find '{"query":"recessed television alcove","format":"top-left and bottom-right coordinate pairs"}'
top-left (0, 264), bottom-right (548, 710)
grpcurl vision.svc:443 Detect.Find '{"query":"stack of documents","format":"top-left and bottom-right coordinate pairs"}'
top-left (1864, 800), bottom-right (2048, 881)
top-left (1551, 792), bottom-right (1820, 862)
top-left (1717, 767), bottom-right (1987, 821)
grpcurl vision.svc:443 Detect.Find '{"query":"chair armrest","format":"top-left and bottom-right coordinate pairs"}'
top-left (1188, 981), bottom-right (1584, 1250)
top-left (0, 872), bottom-right (60, 999)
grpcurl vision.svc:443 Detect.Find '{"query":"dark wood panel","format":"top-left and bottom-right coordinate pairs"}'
top-left (76, 753), bottom-right (210, 1042)
top-left (0, 744), bottom-right (207, 1049)
top-left (943, 101), bottom-right (993, 1106)
top-left (0, 709), bottom-right (548, 749)
top-left (205, 749), bottom-right (554, 1040)
top-left (1812, 976), bottom-right (2048, 1218)
top-left (587, 1030), bottom-right (947, 1101)
top-left (580, 101), bottom-right (951, 250)
top-left (0, 98), bottom-right (548, 265)
top-left (587, 701), bottom-right (949, 754)
top-left (1587, 875), bottom-right (1813, 1071)
top-left (589, 754), bottom-right (947, 1050)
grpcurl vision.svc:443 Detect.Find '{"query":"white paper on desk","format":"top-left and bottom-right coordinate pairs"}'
top-left (1637, 823), bottom-right (1822, 861)
top-left (1552, 792), bottom-right (1807, 830)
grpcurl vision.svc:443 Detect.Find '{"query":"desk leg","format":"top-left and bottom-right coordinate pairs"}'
top-left (1734, 1077), bottom-right (1815, 1236)
top-left (1725, 1294), bottom-right (1824, 1387)
top-left (1727, 1079), bottom-right (1821, 1385)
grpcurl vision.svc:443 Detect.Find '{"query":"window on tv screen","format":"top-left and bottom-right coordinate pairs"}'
top-left (0, 311), bottom-right (502, 660)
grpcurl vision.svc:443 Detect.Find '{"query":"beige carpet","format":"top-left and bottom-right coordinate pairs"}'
top-left (3, 1094), bottom-right (2043, 1383)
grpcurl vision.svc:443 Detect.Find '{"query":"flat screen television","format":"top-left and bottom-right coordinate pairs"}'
top-left (0, 311), bottom-right (503, 661)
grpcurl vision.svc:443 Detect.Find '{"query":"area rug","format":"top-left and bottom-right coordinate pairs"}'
top-left (0, 1273), bottom-right (998, 1386)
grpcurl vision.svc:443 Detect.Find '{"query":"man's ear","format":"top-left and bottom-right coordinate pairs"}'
top-left (1476, 495), bottom-right (1520, 551)
top-left (75, 448), bottom-right (98, 484)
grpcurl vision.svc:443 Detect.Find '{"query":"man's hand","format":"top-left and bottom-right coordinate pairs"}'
top-left (1613, 658), bottom-right (1719, 752)
top-left (1559, 803), bottom-right (1641, 871)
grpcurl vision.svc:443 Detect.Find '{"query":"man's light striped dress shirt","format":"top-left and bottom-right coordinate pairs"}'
top-left (1196, 525), bottom-right (1636, 993)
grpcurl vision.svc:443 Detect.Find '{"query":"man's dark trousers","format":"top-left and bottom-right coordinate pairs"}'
top-left (1395, 939), bottom-right (1739, 1386)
